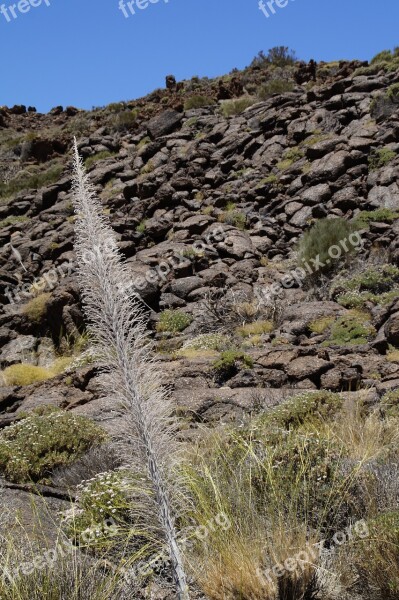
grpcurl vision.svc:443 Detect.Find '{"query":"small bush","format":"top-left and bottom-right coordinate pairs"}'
top-left (112, 109), bottom-right (139, 130)
top-left (180, 333), bottom-right (231, 352)
top-left (0, 215), bottom-right (28, 229)
top-left (388, 83), bottom-right (399, 101)
top-left (184, 95), bottom-right (215, 110)
top-left (257, 79), bottom-right (293, 99)
top-left (347, 511), bottom-right (399, 599)
top-left (326, 313), bottom-right (375, 346)
top-left (380, 389), bottom-right (399, 418)
top-left (355, 207), bottom-right (399, 228)
top-left (297, 218), bottom-right (359, 276)
top-left (157, 310), bottom-right (192, 333)
top-left (1, 364), bottom-right (52, 386)
top-left (84, 151), bottom-right (116, 170)
top-left (236, 320), bottom-right (273, 337)
top-left (263, 391), bottom-right (343, 431)
top-left (21, 292), bottom-right (51, 322)
top-left (0, 163), bottom-right (64, 199)
top-left (371, 49), bottom-right (395, 64)
top-left (277, 147), bottom-right (304, 170)
top-left (221, 97), bottom-right (255, 117)
top-left (368, 147), bottom-right (396, 171)
top-left (0, 407), bottom-right (106, 483)
top-left (309, 316), bottom-right (335, 334)
top-left (251, 47), bottom-right (297, 68)
top-left (218, 202), bottom-right (247, 229)
top-left (213, 350), bottom-right (253, 380)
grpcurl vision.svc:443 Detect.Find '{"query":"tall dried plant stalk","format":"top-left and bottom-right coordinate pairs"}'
top-left (71, 139), bottom-right (189, 599)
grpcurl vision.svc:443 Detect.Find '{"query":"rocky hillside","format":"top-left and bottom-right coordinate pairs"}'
top-left (1, 50), bottom-right (399, 598)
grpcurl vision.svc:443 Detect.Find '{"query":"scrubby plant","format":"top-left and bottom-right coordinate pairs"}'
top-left (333, 265), bottom-right (399, 310)
top-left (21, 292), bottom-right (51, 322)
top-left (308, 315), bottom-right (335, 335)
top-left (277, 147), bottom-right (304, 170)
top-left (251, 47), bottom-right (297, 68)
top-left (218, 202), bottom-right (247, 229)
top-left (84, 151), bottom-right (116, 170)
top-left (71, 141), bottom-right (190, 598)
top-left (257, 79), bottom-right (293, 99)
top-left (297, 217), bottom-right (359, 276)
top-left (180, 333), bottom-right (231, 352)
top-left (236, 320), bottom-right (273, 337)
top-left (157, 310), bottom-right (192, 333)
top-left (368, 147), bottom-right (396, 171)
top-left (0, 215), bottom-right (28, 229)
top-left (0, 163), bottom-right (64, 199)
top-left (220, 97), bottom-right (255, 117)
top-left (184, 96), bottom-right (215, 110)
top-left (387, 83), bottom-right (399, 101)
top-left (354, 207), bottom-right (399, 228)
top-left (0, 407), bottom-right (106, 483)
top-left (1, 357), bottom-right (72, 386)
top-left (371, 49), bottom-right (395, 64)
top-left (325, 312), bottom-right (375, 346)
top-left (263, 391), bottom-right (343, 431)
top-left (136, 220), bottom-right (146, 233)
top-left (213, 350), bottom-right (253, 380)
top-left (380, 389), bottom-right (399, 418)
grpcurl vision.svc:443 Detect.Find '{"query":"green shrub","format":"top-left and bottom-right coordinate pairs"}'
top-left (277, 147), bottom-right (304, 170)
top-left (326, 313), bottom-right (375, 346)
top-left (84, 151), bottom-right (116, 170)
top-left (380, 389), bottom-right (399, 418)
top-left (22, 292), bottom-right (51, 322)
top-left (371, 50), bottom-right (394, 64)
top-left (213, 350), bottom-right (253, 379)
top-left (347, 511), bottom-right (399, 599)
top-left (236, 320), bottom-right (273, 337)
top-left (184, 95), bottom-right (215, 110)
top-left (156, 310), bottom-right (192, 333)
top-left (388, 83), bottom-right (399, 101)
top-left (263, 391), bottom-right (343, 430)
top-left (136, 220), bottom-right (146, 233)
top-left (181, 333), bottom-right (231, 352)
top-left (257, 79), bottom-right (293, 100)
top-left (0, 215), bottom-right (28, 229)
top-left (368, 148), bottom-right (396, 171)
top-left (251, 47), bottom-right (297, 68)
top-left (218, 203), bottom-right (247, 229)
top-left (297, 218), bottom-right (359, 275)
top-left (1, 364), bottom-right (53, 386)
top-left (221, 97), bottom-right (255, 117)
top-left (0, 407), bottom-right (106, 483)
top-left (112, 109), bottom-right (139, 130)
top-left (355, 208), bottom-right (399, 228)
top-left (0, 164), bottom-right (64, 199)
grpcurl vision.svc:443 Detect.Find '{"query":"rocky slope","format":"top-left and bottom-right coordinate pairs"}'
top-left (1, 55), bottom-right (399, 571)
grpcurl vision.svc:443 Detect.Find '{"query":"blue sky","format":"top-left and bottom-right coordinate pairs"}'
top-left (0, 0), bottom-right (398, 113)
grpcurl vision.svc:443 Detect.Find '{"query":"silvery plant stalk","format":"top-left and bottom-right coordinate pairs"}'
top-left (71, 139), bottom-right (190, 600)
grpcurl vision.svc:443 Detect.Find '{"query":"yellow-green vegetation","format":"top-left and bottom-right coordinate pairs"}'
top-left (309, 315), bottom-right (335, 334)
top-left (277, 146), bottom-right (304, 170)
top-left (0, 163), bottom-right (64, 200)
top-left (0, 407), bottom-right (106, 483)
top-left (65, 470), bottom-right (153, 557)
top-left (387, 83), bottom-right (399, 100)
top-left (387, 345), bottom-right (399, 363)
top-left (140, 160), bottom-right (155, 175)
top-left (180, 333), bottom-right (231, 352)
top-left (220, 96), bottom-right (256, 117)
top-left (213, 350), bottom-right (253, 380)
top-left (297, 217), bottom-right (359, 276)
top-left (21, 292), bottom-right (51, 322)
top-left (256, 174), bottom-right (278, 186)
top-left (136, 220), bottom-right (147, 233)
top-left (156, 310), bottom-right (193, 333)
top-left (334, 264), bottom-right (399, 309)
top-left (380, 389), bottom-right (399, 418)
top-left (324, 312), bottom-right (375, 346)
top-left (111, 109), bottom-right (139, 130)
top-left (180, 390), bottom-right (399, 598)
top-left (257, 79), bottom-right (293, 100)
top-left (236, 320), bottom-right (273, 337)
top-left (184, 95), bottom-right (215, 110)
top-left (368, 147), bottom-right (397, 171)
top-left (218, 201), bottom-right (247, 230)
top-left (354, 207), bottom-right (399, 228)
top-left (84, 151), bottom-right (116, 170)
top-left (2, 364), bottom-right (53, 386)
top-left (0, 215), bottom-right (28, 229)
